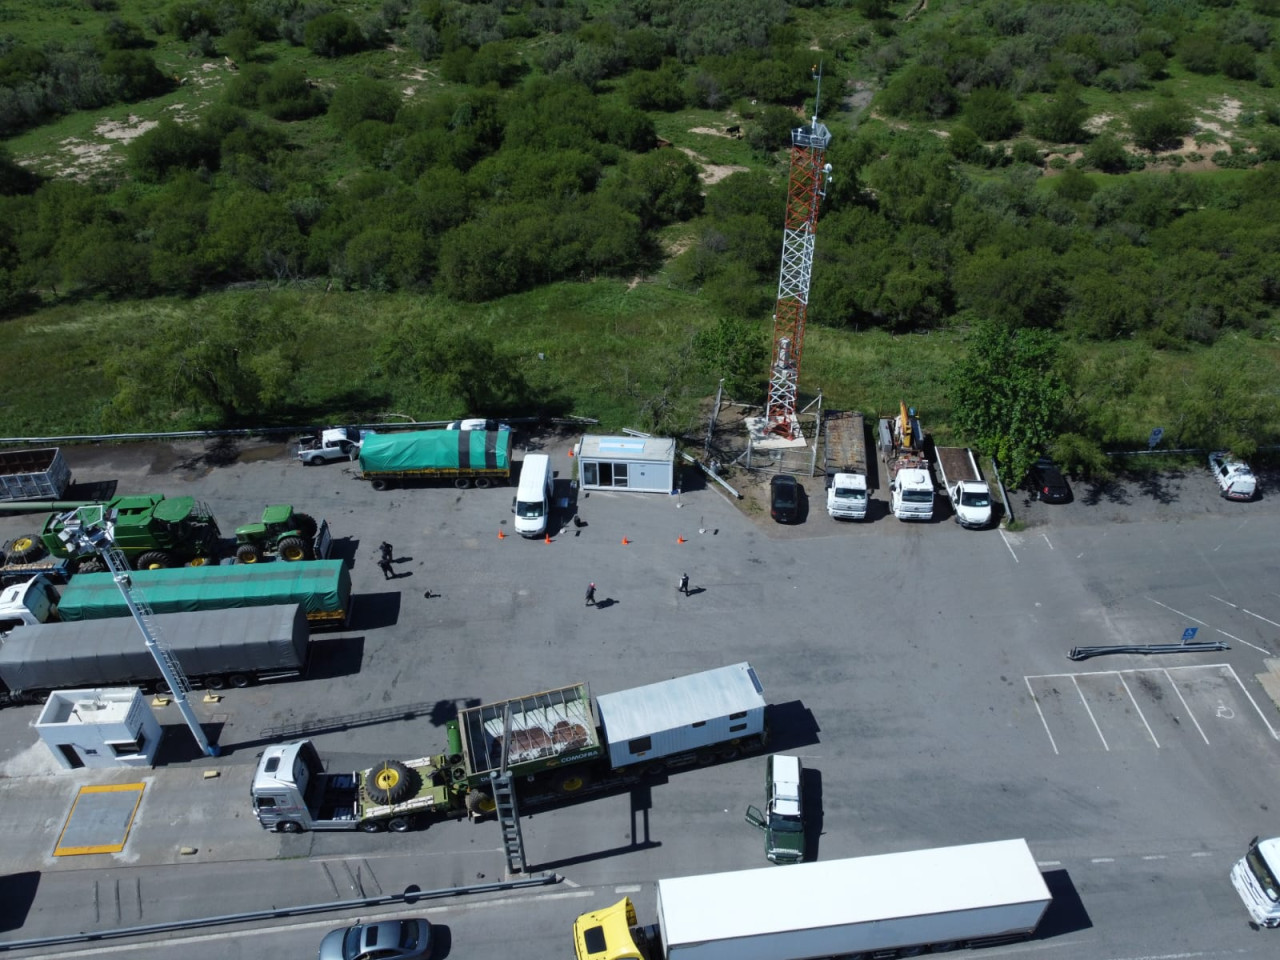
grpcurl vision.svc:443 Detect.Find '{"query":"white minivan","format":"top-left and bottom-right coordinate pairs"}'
top-left (512, 454), bottom-right (554, 537)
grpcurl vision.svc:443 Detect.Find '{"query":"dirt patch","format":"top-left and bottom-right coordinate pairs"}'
top-left (95, 116), bottom-right (158, 142)
top-left (676, 146), bottom-right (749, 186)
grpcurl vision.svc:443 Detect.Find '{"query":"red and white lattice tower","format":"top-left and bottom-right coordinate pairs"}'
top-left (765, 91), bottom-right (832, 439)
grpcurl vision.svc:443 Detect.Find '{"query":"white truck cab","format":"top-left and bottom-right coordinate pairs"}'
top-left (0, 575), bottom-right (59, 632)
top-left (1232, 836), bottom-right (1280, 927)
top-left (1209, 451), bottom-right (1256, 501)
top-left (890, 468), bottom-right (935, 521)
top-left (826, 473), bottom-right (868, 520)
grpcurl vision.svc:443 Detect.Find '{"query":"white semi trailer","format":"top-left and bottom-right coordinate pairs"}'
top-left (573, 838), bottom-right (1052, 960)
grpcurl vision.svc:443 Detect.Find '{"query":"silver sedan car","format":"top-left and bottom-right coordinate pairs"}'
top-left (318, 918), bottom-right (433, 960)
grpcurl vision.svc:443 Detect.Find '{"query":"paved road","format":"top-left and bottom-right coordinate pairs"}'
top-left (1, 437), bottom-right (1278, 959)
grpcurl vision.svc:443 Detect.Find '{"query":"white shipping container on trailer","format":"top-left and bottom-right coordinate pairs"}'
top-left (656, 838), bottom-right (1052, 960)
top-left (595, 662), bottom-right (766, 770)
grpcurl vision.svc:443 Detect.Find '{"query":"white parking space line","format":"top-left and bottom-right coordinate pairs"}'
top-left (1242, 607), bottom-right (1280, 629)
top-left (1161, 668), bottom-right (1210, 745)
top-left (1147, 595), bottom-right (1272, 655)
top-left (1042, 533), bottom-right (1053, 550)
top-left (1145, 596), bottom-right (1206, 626)
top-left (999, 529), bottom-right (1019, 563)
top-left (1117, 674), bottom-right (1160, 748)
top-left (1071, 675), bottom-right (1110, 751)
top-left (1208, 594), bottom-right (1237, 609)
top-left (1221, 663), bottom-right (1280, 740)
top-left (1025, 676), bottom-right (1059, 756)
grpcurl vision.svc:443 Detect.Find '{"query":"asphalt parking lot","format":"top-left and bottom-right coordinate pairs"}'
top-left (1, 434), bottom-right (1279, 959)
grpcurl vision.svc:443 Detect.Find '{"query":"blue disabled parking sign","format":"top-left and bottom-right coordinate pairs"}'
top-left (1182, 627), bottom-right (1199, 643)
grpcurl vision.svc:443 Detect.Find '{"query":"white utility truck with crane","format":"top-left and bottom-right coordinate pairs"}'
top-left (823, 411), bottom-right (869, 520)
top-left (878, 403), bottom-right (934, 521)
top-left (935, 446), bottom-right (993, 528)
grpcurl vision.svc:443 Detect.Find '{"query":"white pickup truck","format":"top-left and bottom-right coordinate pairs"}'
top-left (935, 447), bottom-right (992, 528)
top-left (296, 427), bottom-right (369, 465)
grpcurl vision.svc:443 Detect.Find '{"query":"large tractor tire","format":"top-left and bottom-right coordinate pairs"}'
top-left (235, 543), bottom-right (260, 564)
top-left (277, 536), bottom-right (311, 562)
top-left (135, 551), bottom-right (173, 570)
top-left (292, 513), bottom-right (318, 541)
top-left (465, 789), bottom-right (496, 818)
top-left (6, 535), bottom-right (45, 564)
top-left (555, 768), bottom-right (593, 794)
top-left (187, 555), bottom-right (214, 567)
top-left (77, 558), bottom-right (106, 574)
top-left (363, 760), bottom-right (416, 806)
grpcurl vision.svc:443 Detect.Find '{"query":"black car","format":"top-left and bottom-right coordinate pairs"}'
top-left (1029, 458), bottom-right (1072, 503)
top-left (770, 474), bottom-right (801, 523)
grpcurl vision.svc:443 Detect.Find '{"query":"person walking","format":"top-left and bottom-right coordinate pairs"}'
top-left (678, 572), bottom-right (690, 595)
top-left (379, 541), bottom-right (393, 564)
top-left (378, 556), bottom-right (395, 579)
top-left (585, 582), bottom-right (597, 606)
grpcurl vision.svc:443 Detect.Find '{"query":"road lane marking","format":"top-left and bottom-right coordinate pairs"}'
top-left (1036, 860), bottom-right (1061, 867)
top-left (999, 529), bottom-right (1019, 563)
top-left (1025, 676), bottom-right (1059, 755)
top-left (1072, 674), bottom-right (1110, 751)
top-left (1191, 852), bottom-right (1212, 858)
top-left (1142, 855), bottom-right (1167, 860)
top-left (1091, 857), bottom-right (1115, 863)
top-left (1208, 594), bottom-right (1237, 608)
top-left (1242, 607), bottom-right (1280, 629)
top-left (615, 884), bottom-right (641, 893)
top-left (1042, 533), bottom-right (1053, 550)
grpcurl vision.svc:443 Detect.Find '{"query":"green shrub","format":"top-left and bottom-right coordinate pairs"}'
top-left (328, 78), bottom-right (400, 134)
top-left (1081, 132), bottom-right (1128, 172)
top-left (1129, 99), bottom-right (1191, 152)
top-left (304, 12), bottom-right (365, 58)
top-left (964, 87), bottom-right (1020, 140)
top-left (257, 65), bottom-right (325, 121)
top-left (128, 118), bottom-right (219, 182)
top-left (1011, 140), bottom-right (1041, 165)
top-left (101, 50), bottom-right (169, 101)
top-left (879, 64), bottom-right (957, 120)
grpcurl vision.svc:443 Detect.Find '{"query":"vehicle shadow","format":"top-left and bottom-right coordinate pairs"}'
top-left (0, 871), bottom-right (39, 932)
top-left (803, 767), bottom-right (823, 863)
top-left (765, 700), bottom-right (821, 753)
top-left (530, 785), bottom-right (662, 872)
top-left (1034, 869), bottom-right (1092, 938)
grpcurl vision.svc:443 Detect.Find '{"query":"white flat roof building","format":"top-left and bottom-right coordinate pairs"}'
top-left (576, 435), bottom-right (676, 493)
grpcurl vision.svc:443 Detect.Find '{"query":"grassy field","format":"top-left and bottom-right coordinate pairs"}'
top-left (3, 280), bottom-right (1274, 460)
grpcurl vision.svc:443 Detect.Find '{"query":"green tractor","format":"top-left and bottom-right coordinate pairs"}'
top-left (234, 505), bottom-right (318, 563)
top-left (28, 495), bottom-right (222, 572)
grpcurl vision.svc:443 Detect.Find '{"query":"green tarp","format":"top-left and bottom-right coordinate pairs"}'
top-left (358, 430), bottom-right (510, 473)
top-left (57, 560), bottom-right (350, 622)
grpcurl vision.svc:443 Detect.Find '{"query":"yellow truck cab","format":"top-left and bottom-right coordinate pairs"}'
top-left (573, 898), bottom-right (646, 960)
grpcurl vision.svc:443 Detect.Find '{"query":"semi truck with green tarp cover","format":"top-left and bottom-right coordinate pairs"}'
top-left (55, 560), bottom-right (350, 628)
top-left (357, 430), bottom-right (512, 490)
top-left (0, 604), bottom-right (309, 704)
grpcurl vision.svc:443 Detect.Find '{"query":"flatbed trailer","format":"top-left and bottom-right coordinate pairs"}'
top-left (823, 410), bottom-right (869, 520)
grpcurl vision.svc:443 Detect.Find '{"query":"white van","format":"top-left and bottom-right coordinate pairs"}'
top-left (512, 454), bottom-right (553, 537)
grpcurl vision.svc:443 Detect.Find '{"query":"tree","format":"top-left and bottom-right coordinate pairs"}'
top-left (1027, 84), bottom-right (1088, 143)
top-left (693, 314), bottom-right (768, 397)
top-left (376, 318), bottom-right (526, 414)
top-left (328, 78), bottom-right (399, 133)
top-left (946, 320), bottom-right (1066, 483)
top-left (964, 87), bottom-right (1021, 140)
top-left (305, 13), bottom-right (366, 58)
top-left (1167, 347), bottom-right (1280, 456)
top-left (128, 119), bottom-right (218, 182)
top-left (102, 298), bottom-right (301, 428)
top-left (101, 50), bottom-right (169, 101)
top-left (878, 64), bottom-right (957, 120)
top-left (1081, 132), bottom-right (1128, 172)
top-left (1129, 99), bottom-right (1191, 152)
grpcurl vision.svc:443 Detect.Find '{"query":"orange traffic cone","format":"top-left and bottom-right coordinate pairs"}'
top-left (497, 529), bottom-right (505, 540)
top-left (677, 536), bottom-right (686, 544)
top-left (621, 536), bottom-right (630, 545)
top-left (568, 446), bottom-right (574, 457)
top-left (544, 533), bottom-right (552, 544)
